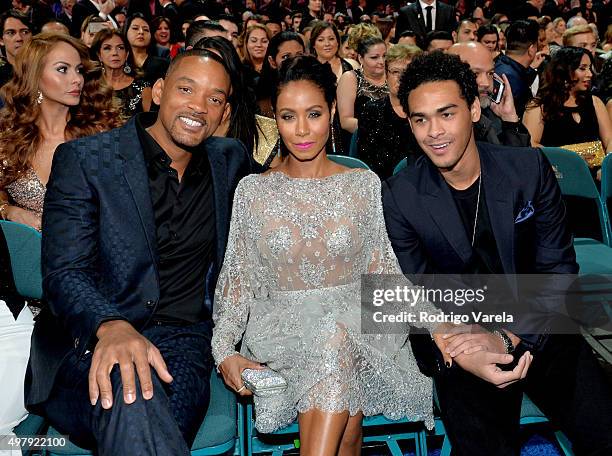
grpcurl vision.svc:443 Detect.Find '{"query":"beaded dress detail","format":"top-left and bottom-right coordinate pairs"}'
top-left (212, 170), bottom-right (439, 433)
top-left (5, 168), bottom-right (45, 216)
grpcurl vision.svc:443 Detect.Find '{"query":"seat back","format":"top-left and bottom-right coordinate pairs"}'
top-left (541, 147), bottom-right (611, 245)
top-left (328, 154), bottom-right (370, 170)
top-left (393, 158), bottom-right (408, 175)
top-left (0, 220), bottom-right (42, 299)
top-left (601, 153), bottom-right (612, 228)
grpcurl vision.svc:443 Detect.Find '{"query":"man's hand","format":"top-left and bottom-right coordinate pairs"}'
top-left (218, 354), bottom-right (264, 396)
top-left (97, 0), bottom-right (116, 17)
top-left (453, 350), bottom-right (533, 388)
top-left (89, 320), bottom-right (173, 409)
top-left (489, 73), bottom-right (520, 123)
top-left (530, 52), bottom-right (546, 70)
top-left (442, 324), bottom-right (506, 357)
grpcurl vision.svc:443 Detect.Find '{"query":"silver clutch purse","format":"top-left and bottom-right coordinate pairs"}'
top-left (241, 368), bottom-right (288, 397)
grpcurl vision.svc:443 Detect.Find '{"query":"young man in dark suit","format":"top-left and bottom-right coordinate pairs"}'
top-left (394, 0), bottom-right (456, 43)
top-left (25, 49), bottom-right (255, 455)
top-left (383, 51), bottom-right (612, 456)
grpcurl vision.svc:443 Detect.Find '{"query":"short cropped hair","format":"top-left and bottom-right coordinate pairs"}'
top-left (505, 19), bottom-right (539, 54)
top-left (398, 51), bottom-right (478, 115)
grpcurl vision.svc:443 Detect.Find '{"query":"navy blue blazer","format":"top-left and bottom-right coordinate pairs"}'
top-left (382, 142), bottom-right (578, 347)
top-left (25, 115), bottom-right (253, 408)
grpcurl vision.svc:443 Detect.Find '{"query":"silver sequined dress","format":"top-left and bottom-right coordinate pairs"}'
top-left (212, 170), bottom-right (439, 433)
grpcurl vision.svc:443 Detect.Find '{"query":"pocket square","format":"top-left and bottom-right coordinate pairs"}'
top-left (515, 201), bottom-right (534, 223)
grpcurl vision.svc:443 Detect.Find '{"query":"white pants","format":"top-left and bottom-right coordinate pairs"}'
top-left (0, 301), bottom-right (34, 456)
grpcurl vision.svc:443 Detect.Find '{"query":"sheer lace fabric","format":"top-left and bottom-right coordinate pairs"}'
top-left (212, 170), bottom-right (439, 432)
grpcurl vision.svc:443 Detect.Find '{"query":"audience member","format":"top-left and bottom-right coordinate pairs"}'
top-left (0, 33), bottom-right (120, 452)
top-left (239, 24), bottom-right (270, 74)
top-left (477, 24), bottom-right (499, 55)
top-left (394, 0), bottom-right (456, 43)
top-left (495, 19), bottom-right (540, 117)
top-left (152, 16), bottom-right (180, 59)
top-left (454, 19), bottom-right (478, 43)
top-left (125, 13), bottom-right (169, 83)
top-left (337, 35), bottom-right (387, 134)
top-left (359, 44), bottom-right (422, 178)
top-left (213, 54), bottom-right (444, 453)
top-left (217, 14), bottom-right (240, 49)
top-left (185, 20), bottom-right (228, 48)
top-left (27, 49), bottom-right (253, 455)
top-left (0, 10), bottom-right (31, 87)
top-left (70, 0), bottom-right (116, 37)
top-left (449, 42), bottom-right (531, 147)
top-left (425, 30), bottom-right (454, 52)
top-left (41, 20), bottom-right (70, 35)
top-left (385, 50), bottom-right (612, 456)
top-left (310, 20), bottom-right (355, 81)
top-left (563, 24), bottom-right (598, 55)
top-left (90, 28), bottom-right (152, 117)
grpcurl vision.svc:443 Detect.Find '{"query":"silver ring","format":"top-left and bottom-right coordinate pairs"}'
top-left (236, 384), bottom-right (246, 393)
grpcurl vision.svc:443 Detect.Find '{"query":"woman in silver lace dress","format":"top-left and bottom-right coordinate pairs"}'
top-left (212, 56), bottom-right (443, 455)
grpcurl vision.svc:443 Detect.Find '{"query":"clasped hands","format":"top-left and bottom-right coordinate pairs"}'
top-left (432, 323), bottom-right (533, 388)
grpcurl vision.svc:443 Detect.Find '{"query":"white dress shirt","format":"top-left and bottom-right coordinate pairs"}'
top-left (419, 0), bottom-right (437, 31)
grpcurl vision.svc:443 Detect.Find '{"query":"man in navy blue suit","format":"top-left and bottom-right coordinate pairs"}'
top-left (383, 52), bottom-right (612, 455)
top-left (25, 49), bottom-right (256, 455)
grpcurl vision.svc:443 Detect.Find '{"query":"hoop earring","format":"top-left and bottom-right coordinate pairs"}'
top-left (36, 91), bottom-right (43, 105)
top-left (123, 63), bottom-right (132, 74)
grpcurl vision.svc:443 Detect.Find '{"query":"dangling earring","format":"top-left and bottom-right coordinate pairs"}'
top-left (36, 91), bottom-right (43, 105)
top-left (330, 123), bottom-right (336, 155)
top-left (123, 63), bottom-right (132, 74)
top-left (276, 138), bottom-right (282, 157)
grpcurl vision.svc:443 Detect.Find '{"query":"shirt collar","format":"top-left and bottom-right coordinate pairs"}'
top-left (135, 112), bottom-right (169, 165)
top-left (420, 0), bottom-right (436, 10)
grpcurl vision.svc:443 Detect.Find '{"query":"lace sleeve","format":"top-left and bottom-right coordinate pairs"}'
top-left (366, 174), bottom-right (443, 332)
top-left (212, 178), bottom-right (255, 366)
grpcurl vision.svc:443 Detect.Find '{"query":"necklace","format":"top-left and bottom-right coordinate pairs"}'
top-left (472, 175), bottom-right (482, 247)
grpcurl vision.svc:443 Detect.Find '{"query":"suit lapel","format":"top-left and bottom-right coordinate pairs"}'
top-left (423, 164), bottom-right (473, 265)
top-left (480, 145), bottom-right (515, 274)
top-left (411, 3), bottom-right (427, 36)
top-left (206, 139), bottom-right (229, 270)
top-left (119, 119), bottom-right (159, 266)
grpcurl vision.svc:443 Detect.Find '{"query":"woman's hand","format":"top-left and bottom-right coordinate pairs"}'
top-left (218, 354), bottom-right (264, 396)
top-left (5, 206), bottom-right (41, 231)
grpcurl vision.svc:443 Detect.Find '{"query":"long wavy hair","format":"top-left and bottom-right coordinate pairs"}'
top-left (0, 32), bottom-right (123, 187)
top-left (528, 46), bottom-right (593, 122)
top-left (239, 24), bottom-right (270, 70)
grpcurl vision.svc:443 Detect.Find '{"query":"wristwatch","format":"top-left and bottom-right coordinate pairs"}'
top-left (493, 329), bottom-right (515, 354)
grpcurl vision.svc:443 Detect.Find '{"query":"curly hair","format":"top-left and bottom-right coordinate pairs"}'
top-left (527, 46), bottom-right (593, 122)
top-left (346, 23), bottom-right (381, 53)
top-left (0, 32), bottom-right (123, 188)
top-left (398, 51), bottom-right (478, 115)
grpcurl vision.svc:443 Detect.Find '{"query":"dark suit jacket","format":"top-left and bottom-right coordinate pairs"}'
top-left (394, 1), bottom-right (456, 42)
top-left (70, 0), bottom-right (99, 37)
top-left (25, 115), bottom-right (253, 408)
top-left (382, 142), bottom-right (578, 349)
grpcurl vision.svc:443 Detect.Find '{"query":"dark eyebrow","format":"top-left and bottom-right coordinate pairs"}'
top-left (174, 76), bottom-right (228, 97)
top-left (409, 104), bottom-right (458, 119)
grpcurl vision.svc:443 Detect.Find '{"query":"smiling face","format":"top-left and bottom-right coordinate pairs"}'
top-left (38, 41), bottom-right (84, 107)
top-left (572, 53), bottom-right (593, 93)
top-left (408, 80), bottom-right (480, 172)
top-left (247, 28), bottom-right (269, 61)
top-left (314, 27), bottom-right (338, 61)
top-left (98, 34), bottom-right (128, 70)
top-left (127, 17), bottom-right (151, 49)
top-left (275, 80), bottom-right (332, 162)
top-left (359, 42), bottom-right (386, 78)
top-left (270, 40), bottom-right (304, 69)
top-left (154, 20), bottom-right (171, 45)
top-left (151, 56), bottom-right (231, 150)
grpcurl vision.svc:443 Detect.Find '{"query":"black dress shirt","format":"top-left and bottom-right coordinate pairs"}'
top-left (136, 114), bottom-right (216, 324)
